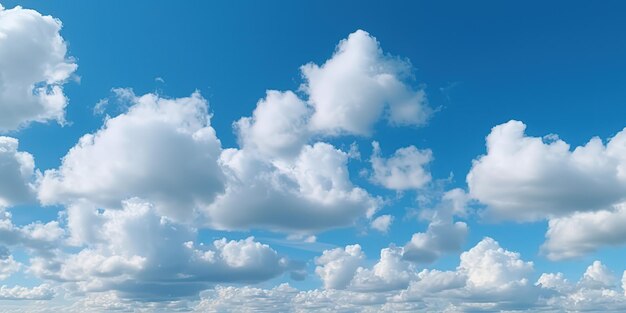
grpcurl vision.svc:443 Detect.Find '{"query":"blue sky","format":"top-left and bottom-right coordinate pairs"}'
top-left (1, 1), bottom-right (626, 311)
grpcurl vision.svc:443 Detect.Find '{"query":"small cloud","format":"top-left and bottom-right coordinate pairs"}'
top-left (370, 215), bottom-right (394, 233)
top-left (93, 98), bottom-right (109, 115)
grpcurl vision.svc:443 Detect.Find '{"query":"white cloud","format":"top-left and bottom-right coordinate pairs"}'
top-left (315, 244), bottom-right (364, 290)
top-left (579, 261), bottom-right (617, 289)
top-left (542, 203), bottom-right (626, 260)
top-left (458, 237), bottom-right (533, 290)
top-left (622, 271), bottom-right (626, 296)
top-left (38, 91), bottom-right (224, 221)
top-left (0, 5), bottom-right (77, 131)
top-left (469, 121), bottom-right (626, 259)
top-left (0, 247), bottom-right (20, 280)
top-left (0, 137), bottom-right (36, 208)
top-left (537, 261), bottom-right (626, 312)
top-left (370, 141), bottom-right (432, 190)
top-left (468, 120), bottom-right (626, 221)
top-left (30, 200), bottom-right (292, 300)
top-left (194, 283), bottom-right (298, 313)
top-left (0, 284), bottom-right (53, 300)
top-left (403, 189), bottom-right (469, 263)
top-left (301, 29), bottom-right (431, 136)
top-left (370, 215), bottom-right (394, 233)
top-left (0, 208), bottom-right (64, 254)
top-left (206, 142), bottom-right (379, 232)
top-left (396, 237), bottom-right (542, 311)
top-left (350, 246), bottom-right (416, 292)
top-left (235, 90), bottom-right (310, 160)
top-left (14, 237), bottom-right (626, 312)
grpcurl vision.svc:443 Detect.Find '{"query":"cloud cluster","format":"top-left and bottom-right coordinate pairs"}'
top-left (29, 200), bottom-right (292, 300)
top-left (0, 5), bottom-right (77, 131)
top-left (0, 22), bottom-right (438, 307)
top-left (205, 29), bottom-right (433, 232)
top-left (9, 238), bottom-right (626, 312)
top-left (0, 284), bottom-right (53, 300)
top-left (468, 120), bottom-right (626, 259)
top-left (6, 3), bottom-right (625, 310)
top-left (187, 239), bottom-right (624, 312)
top-left (38, 91), bottom-right (225, 222)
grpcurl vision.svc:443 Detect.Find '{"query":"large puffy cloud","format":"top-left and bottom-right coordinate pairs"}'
top-left (395, 237), bottom-right (544, 311)
top-left (315, 244), bottom-right (365, 290)
top-left (469, 120), bottom-right (626, 259)
top-left (235, 90), bottom-right (310, 160)
top-left (0, 5), bottom-right (77, 131)
top-left (350, 246), bottom-right (416, 292)
top-left (206, 142), bottom-right (379, 233)
top-left (370, 141), bottom-right (432, 191)
top-left (542, 203), bottom-right (626, 260)
top-left (458, 237), bottom-right (533, 290)
top-left (468, 120), bottom-right (626, 221)
top-left (314, 244), bottom-right (417, 293)
top-left (38, 91), bottom-right (224, 221)
top-left (403, 189), bottom-right (469, 263)
top-left (301, 29), bottom-right (431, 136)
top-left (0, 137), bottom-right (36, 208)
top-left (30, 200), bottom-right (292, 300)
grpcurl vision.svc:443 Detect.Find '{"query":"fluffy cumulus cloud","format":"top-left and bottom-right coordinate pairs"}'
top-left (235, 90), bottom-right (310, 160)
top-left (468, 120), bottom-right (626, 221)
top-left (0, 208), bottom-right (64, 254)
top-left (350, 246), bottom-right (416, 292)
top-left (537, 261), bottom-right (626, 311)
top-left (301, 29), bottom-right (431, 136)
top-left (206, 141), bottom-right (378, 233)
top-left (0, 5), bottom-right (77, 131)
top-left (29, 200), bottom-right (292, 300)
top-left (370, 214), bottom-right (393, 233)
top-left (38, 91), bottom-right (224, 221)
top-left (468, 120), bottom-right (626, 259)
top-left (315, 244), bottom-right (365, 290)
top-left (458, 237), bottom-right (533, 291)
top-left (403, 189), bottom-right (469, 263)
top-left (542, 202), bottom-right (626, 260)
top-left (370, 141), bottom-right (432, 190)
top-left (395, 237), bottom-right (542, 311)
top-left (0, 137), bottom-right (36, 208)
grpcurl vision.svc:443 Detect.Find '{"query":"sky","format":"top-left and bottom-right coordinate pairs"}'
top-left (1, 1), bottom-right (626, 311)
